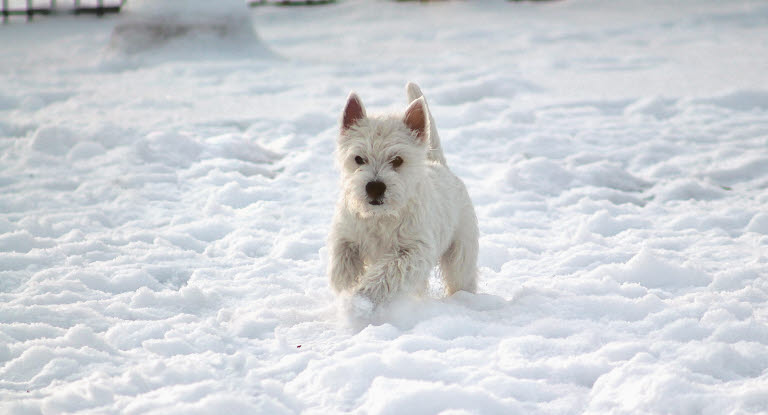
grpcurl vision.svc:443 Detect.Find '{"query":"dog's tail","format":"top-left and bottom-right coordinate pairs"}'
top-left (406, 82), bottom-right (446, 165)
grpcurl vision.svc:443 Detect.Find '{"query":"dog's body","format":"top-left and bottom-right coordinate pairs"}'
top-left (328, 82), bottom-right (478, 304)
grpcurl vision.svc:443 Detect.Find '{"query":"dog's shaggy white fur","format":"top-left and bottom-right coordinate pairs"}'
top-left (328, 82), bottom-right (479, 305)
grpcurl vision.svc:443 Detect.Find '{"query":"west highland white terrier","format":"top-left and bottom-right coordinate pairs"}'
top-left (328, 82), bottom-right (478, 306)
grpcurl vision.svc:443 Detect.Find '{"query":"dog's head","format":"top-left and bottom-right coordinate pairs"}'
top-left (336, 91), bottom-right (430, 218)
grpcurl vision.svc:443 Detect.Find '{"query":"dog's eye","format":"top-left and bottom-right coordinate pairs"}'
top-left (391, 156), bottom-right (403, 168)
top-left (354, 156), bottom-right (365, 165)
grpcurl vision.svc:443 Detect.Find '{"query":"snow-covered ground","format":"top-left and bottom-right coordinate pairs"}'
top-left (2, 0), bottom-right (768, 413)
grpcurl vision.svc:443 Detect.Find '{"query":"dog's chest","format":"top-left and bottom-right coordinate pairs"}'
top-left (355, 219), bottom-right (402, 263)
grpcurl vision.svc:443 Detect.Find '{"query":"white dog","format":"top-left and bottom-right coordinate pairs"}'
top-left (327, 82), bottom-right (479, 306)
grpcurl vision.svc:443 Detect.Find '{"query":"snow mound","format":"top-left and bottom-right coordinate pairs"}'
top-left (746, 213), bottom-right (768, 234)
top-left (615, 248), bottom-right (710, 289)
top-left (104, 0), bottom-right (277, 66)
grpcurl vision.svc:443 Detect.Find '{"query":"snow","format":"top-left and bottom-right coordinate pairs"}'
top-left (1, 0), bottom-right (768, 413)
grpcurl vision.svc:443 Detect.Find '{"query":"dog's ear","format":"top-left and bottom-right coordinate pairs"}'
top-left (403, 96), bottom-right (428, 143)
top-left (342, 92), bottom-right (366, 130)
top-left (405, 82), bottom-right (423, 104)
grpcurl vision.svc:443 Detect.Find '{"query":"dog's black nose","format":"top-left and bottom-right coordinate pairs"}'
top-left (366, 181), bottom-right (386, 200)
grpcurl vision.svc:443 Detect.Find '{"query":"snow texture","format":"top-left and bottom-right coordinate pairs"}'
top-left (1, 0), bottom-right (768, 413)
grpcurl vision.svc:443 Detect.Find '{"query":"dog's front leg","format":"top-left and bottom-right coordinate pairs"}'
top-left (328, 239), bottom-right (363, 293)
top-left (357, 247), bottom-right (430, 304)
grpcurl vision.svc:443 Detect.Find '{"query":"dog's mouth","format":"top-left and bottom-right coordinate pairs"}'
top-left (369, 200), bottom-right (383, 206)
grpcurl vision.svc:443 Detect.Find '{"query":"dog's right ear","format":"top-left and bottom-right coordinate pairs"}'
top-left (342, 92), bottom-right (366, 130)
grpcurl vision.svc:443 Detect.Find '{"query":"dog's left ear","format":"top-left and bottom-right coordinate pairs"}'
top-left (403, 96), bottom-right (428, 143)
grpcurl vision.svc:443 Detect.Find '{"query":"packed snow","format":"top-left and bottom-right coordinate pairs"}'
top-left (1, 0), bottom-right (768, 413)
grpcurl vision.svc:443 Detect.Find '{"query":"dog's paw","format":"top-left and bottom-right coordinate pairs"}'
top-left (330, 273), bottom-right (358, 293)
top-left (338, 292), bottom-right (374, 323)
top-left (356, 281), bottom-right (388, 305)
